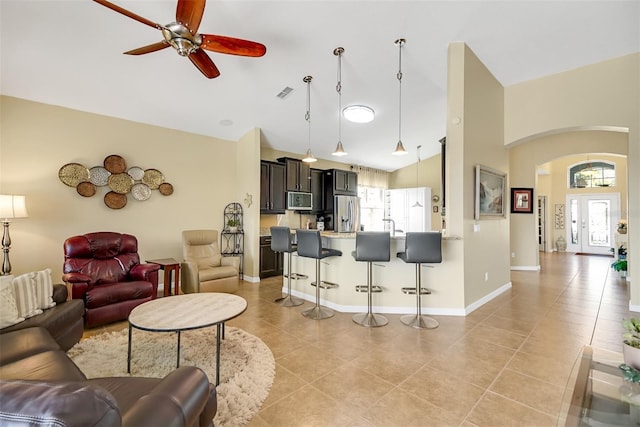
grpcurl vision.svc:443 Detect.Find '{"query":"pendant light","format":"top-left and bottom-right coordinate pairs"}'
top-left (302, 75), bottom-right (317, 163)
top-left (412, 145), bottom-right (423, 208)
top-left (332, 47), bottom-right (348, 156)
top-left (392, 38), bottom-right (408, 156)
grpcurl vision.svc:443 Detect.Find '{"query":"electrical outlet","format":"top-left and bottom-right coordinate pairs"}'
top-left (484, 272), bottom-right (489, 281)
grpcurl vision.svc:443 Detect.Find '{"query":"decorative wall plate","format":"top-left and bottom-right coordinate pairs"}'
top-left (103, 155), bottom-right (127, 174)
top-left (127, 166), bottom-right (145, 181)
top-left (89, 166), bottom-right (111, 186)
top-left (104, 192), bottom-right (127, 209)
top-left (142, 169), bottom-right (164, 189)
top-left (158, 182), bottom-right (174, 196)
top-left (107, 173), bottom-right (134, 194)
top-left (59, 163), bottom-right (90, 187)
top-left (131, 183), bottom-right (151, 201)
top-left (76, 181), bottom-right (96, 197)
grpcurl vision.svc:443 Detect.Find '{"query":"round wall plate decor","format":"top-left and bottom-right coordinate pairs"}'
top-left (131, 183), bottom-right (151, 201)
top-left (103, 155), bottom-right (127, 174)
top-left (108, 173), bottom-right (134, 194)
top-left (127, 166), bottom-right (145, 181)
top-left (104, 191), bottom-right (127, 209)
top-left (89, 166), bottom-right (111, 186)
top-left (76, 181), bottom-right (97, 197)
top-left (59, 163), bottom-right (90, 187)
top-left (158, 182), bottom-right (174, 196)
top-left (142, 169), bottom-right (164, 189)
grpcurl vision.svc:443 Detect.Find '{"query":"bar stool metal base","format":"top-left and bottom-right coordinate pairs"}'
top-left (284, 272), bottom-right (308, 280)
top-left (310, 281), bottom-right (339, 289)
top-left (353, 312), bottom-right (388, 327)
top-left (400, 314), bottom-right (439, 329)
top-left (274, 294), bottom-right (304, 306)
top-left (302, 305), bottom-right (334, 320)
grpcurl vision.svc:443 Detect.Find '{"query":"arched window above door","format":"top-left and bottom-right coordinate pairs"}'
top-left (569, 161), bottom-right (616, 188)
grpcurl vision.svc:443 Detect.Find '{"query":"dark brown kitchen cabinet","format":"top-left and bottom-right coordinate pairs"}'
top-left (278, 157), bottom-right (310, 192)
top-left (326, 168), bottom-right (358, 196)
top-left (259, 236), bottom-right (283, 278)
top-left (310, 168), bottom-right (324, 213)
top-left (260, 161), bottom-right (286, 213)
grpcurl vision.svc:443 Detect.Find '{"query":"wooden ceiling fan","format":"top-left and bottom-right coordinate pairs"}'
top-left (93, 0), bottom-right (266, 78)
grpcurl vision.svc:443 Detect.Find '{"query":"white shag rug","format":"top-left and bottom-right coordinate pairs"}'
top-left (67, 326), bottom-right (275, 427)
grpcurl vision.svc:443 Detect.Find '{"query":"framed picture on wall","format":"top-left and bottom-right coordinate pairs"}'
top-left (510, 188), bottom-right (534, 214)
top-left (474, 164), bottom-right (507, 220)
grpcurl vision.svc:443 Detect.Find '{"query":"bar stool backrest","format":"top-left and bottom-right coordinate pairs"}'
top-left (355, 232), bottom-right (391, 262)
top-left (402, 232), bottom-right (442, 264)
top-left (296, 230), bottom-right (323, 259)
top-left (270, 226), bottom-right (293, 253)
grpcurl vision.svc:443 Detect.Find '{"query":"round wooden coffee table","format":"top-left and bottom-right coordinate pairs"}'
top-left (127, 293), bottom-right (247, 385)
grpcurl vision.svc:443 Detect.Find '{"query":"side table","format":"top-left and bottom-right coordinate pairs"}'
top-left (146, 258), bottom-right (180, 297)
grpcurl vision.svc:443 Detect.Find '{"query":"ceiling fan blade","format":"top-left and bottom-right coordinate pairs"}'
top-left (176, 0), bottom-right (206, 34)
top-left (93, 0), bottom-right (162, 30)
top-left (200, 34), bottom-right (266, 57)
top-left (188, 49), bottom-right (220, 79)
top-left (124, 41), bottom-right (170, 55)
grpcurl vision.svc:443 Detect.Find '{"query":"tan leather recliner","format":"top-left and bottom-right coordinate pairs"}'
top-left (181, 230), bottom-right (240, 294)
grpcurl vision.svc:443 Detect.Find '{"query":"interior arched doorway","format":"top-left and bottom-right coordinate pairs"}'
top-left (507, 128), bottom-right (628, 270)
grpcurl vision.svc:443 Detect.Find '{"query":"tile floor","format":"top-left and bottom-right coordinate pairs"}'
top-left (84, 252), bottom-right (632, 426)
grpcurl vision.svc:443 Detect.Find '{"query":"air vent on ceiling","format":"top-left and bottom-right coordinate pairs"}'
top-left (276, 86), bottom-right (294, 99)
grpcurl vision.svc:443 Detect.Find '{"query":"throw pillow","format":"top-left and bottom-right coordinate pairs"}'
top-left (12, 272), bottom-right (43, 319)
top-left (0, 275), bottom-right (25, 328)
top-left (33, 268), bottom-right (56, 309)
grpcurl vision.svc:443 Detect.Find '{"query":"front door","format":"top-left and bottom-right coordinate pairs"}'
top-left (566, 193), bottom-right (620, 255)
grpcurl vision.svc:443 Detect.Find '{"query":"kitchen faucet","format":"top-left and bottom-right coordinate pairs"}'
top-left (382, 218), bottom-right (396, 236)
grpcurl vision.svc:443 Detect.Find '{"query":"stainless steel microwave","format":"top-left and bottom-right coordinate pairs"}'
top-left (287, 191), bottom-right (312, 210)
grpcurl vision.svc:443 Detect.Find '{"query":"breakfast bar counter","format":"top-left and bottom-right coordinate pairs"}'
top-left (282, 232), bottom-right (465, 316)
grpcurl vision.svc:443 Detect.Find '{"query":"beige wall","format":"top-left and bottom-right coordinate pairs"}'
top-left (505, 53), bottom-right (638, 308)
top-left (0, 96), bottom-right (253, 284)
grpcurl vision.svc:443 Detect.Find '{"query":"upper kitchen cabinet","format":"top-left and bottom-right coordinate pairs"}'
top-left (310, 168), bottom-right (324, 213)
top-left (325, 168), bottom-right (357, 196)
top-left (278, 157), bottom-right (310, 192)
top-left (260, 161), bottom-right (286, 213)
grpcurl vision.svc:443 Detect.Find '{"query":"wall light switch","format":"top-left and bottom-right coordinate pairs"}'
top-left (473, 224), bottom-right (480, 232)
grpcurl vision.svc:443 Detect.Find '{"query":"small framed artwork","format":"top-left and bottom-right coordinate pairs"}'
top-left (510, 188), bottom-right (534, 214)
top-left (474, 164), bottom-right (507, 220)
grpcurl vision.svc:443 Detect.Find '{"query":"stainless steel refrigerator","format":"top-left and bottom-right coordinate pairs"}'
top-left (333, 195), bottom-right (360, 233)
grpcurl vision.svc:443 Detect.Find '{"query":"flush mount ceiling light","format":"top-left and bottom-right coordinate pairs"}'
top-left (392, 38), bottom-right (408, 156)
top-left (332, 47), bottom-right (348, 157)
top-left (302, 75), bottom-right (317, 163)
top-left (342, 105), bottom-right (375, 124)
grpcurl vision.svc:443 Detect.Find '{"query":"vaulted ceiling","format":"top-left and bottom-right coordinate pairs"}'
top-left (1, 1), bottom-right (638, 171)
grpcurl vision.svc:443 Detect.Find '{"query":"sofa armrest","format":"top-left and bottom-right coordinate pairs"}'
top-left (180, 261), bottom-right (200, 294)
top-left (52, 283), bottom-right (68, 304)
top-left (0, 380), bottom-right (121, 427)
top-left (122, 366), bottom-right (211, 427)
top-left (221, 256), bottom-right (240, 270)
top-left (130, 263), bottom-right (161, 282)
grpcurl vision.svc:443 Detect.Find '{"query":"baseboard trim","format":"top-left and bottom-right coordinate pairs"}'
top-left (510, 265), bottom-right (541, 271)
top-left (464, 282), bottom-right (512, 315)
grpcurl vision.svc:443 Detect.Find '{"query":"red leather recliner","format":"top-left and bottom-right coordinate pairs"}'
top-left (62, 232), bottom-right (160, 328)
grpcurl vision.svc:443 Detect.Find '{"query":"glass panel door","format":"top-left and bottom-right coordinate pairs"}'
top-left (566, 194), bottom-right (619, 255)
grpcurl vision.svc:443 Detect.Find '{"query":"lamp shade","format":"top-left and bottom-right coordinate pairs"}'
top-left (0, 195), bottom-right (28, 220)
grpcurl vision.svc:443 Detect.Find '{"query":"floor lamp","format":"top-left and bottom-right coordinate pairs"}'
top-left (0, 195), bottom-right (29, 276)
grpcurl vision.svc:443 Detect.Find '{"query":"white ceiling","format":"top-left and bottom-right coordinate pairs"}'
top-left (1, 1), bottom-right (638, 172)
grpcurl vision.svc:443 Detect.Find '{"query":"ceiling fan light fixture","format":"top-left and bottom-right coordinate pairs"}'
top-left (343, 105), bottom-right (375, 123)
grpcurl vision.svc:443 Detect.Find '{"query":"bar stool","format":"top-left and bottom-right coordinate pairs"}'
top-left (397, 232), bottom-right (442, 329)
top-left (295, 230), bottom-right (342, 320)
top-left (270, 226), bottom-right (305, 307)
top-left (352, 231), bottom-right (390, 327)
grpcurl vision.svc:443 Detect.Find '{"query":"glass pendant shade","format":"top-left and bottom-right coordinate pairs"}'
top-left (333, 141), bottom-right (347, 156)
top-left (302, 149), bottom-right (317, 163)
top-left (393, 141), bottom-right (408, 155)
